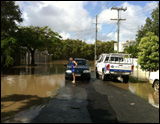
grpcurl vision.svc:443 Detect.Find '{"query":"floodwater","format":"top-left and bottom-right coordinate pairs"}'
top-left (1, 60), bottom-right (159, 123)
top-left (108, 79), bottom-right (159, 108)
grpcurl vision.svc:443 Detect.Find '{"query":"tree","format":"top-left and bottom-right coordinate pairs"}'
top-left (1, 1), bottom-right (23, 68)
top-left (1, 37), bottom-right (16, 67)
top-left (96, 40), bottom-right (115, 57)
top-left (138, 32), bottom-right (159, 72)
top-left (16, 26), bottom-right (62, 66)
top-left (124, 45), bottom-right (138, 58)
top-left (1, 1), bottom-right (23, 34)
top-left (151, 3), bottom-right (159, 36)
top-left (136, 3), bottom-right (159, 44)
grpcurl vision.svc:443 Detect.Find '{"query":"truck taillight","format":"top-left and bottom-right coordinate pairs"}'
top-left (106, 64), bottom-right (110, 71)
top-left (131, 65), bottom-right (134, 72)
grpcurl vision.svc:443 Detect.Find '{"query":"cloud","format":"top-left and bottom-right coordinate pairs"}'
top-left (15, 1), bottom-right (158, 43)
top-left (98, 1), bottom-right (158, 42)
top-left (16, 1), bottom-right (93, 40)
top-left (15, 1), bottom-right (26, 9)
top-left (91, 1), bottom-right (98, 7)
top-left (86, 38), bottom-right (95, 44)
top-left (98, 32), bottom-right (117, 41)
top-left (59, 32), bottom-right (70, 39)
top-left (144, 1), bottom-right (158, 12)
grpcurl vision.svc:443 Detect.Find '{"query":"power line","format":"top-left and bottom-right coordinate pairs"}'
top-left (74, 32), bottom-right (94, 35)
top-left (100, 23), bottom-right (117, 34)
top-left (120, 25), bottom-right (138, 32)
top-left (94, 1), bottom-right (102, 14)
top-left (96, 1), bottom-right (122, 15)
top-left (122, 3), bottom-right (158, 18)
top-left (73, 28), bottom-right (95, 33)
top-left (100, 30), bottom-right (117, 41)
top-left (108, 30), bottom-right (117, 39)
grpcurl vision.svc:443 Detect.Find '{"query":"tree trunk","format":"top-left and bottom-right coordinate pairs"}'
top-left (30, 49), bottom-right (36, 66)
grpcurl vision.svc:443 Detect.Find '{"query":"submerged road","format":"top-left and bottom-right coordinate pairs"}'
top-left (31, 77), bottom-right (159, 123)
top-left (1, 61), bottom-right (159, 123)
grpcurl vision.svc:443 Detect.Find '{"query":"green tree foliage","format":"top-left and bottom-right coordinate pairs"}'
top-left (1, 1), bottom-right (23, 67)
top-left (1, 1), bottom-right (23, 34)
top-left (138, 32), bottom-right (159, 72)
top-left (125, 3), bottom-right (159, 58)
top-left (124, 45), bottom-right (138, 58)
top-left (136, 3), bottom-right (159, 44)
top-left (16, 26), bottom-right (62, 66)
top-left (1, 37), bottom-right (16, 67)
top-left (50, 39), bottom-right (115, 60)
top-left (151, 3), bottom-right (159, 37)
top-left (96, 40), bottom-right (115, 55)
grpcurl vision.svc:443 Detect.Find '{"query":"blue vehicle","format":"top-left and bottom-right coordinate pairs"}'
top-left (64, 58), bottom-right (91, 80)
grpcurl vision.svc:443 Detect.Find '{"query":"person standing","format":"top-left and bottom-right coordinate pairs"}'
top-left (70, 57), bottom-right (78, 84)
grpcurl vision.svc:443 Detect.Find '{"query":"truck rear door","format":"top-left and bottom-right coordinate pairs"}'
top-left (109, 63), bottom-right (133, 72)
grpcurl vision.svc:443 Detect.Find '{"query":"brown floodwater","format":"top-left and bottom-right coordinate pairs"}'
top-left (1, 60), bottom-right (67, 123)
top-left (1, 60), bottom-right (159, 123)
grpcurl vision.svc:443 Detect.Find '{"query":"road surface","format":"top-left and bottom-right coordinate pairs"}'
top-left (31, 77), bottom-right (159, 123)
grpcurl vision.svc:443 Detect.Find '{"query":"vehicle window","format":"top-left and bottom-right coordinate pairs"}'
top-left (68, 60), bottom-right (87, 65)
top-left (68, 60), bottom-right (72, 65)
top-left (97, 55), bottom-right (102, 62)
top-left (105, 57), bottom-right (109, 62)
top-left (100, 56), bottom-right (104, 62)
top-left (110, 57), bottom-right (123, 62)
top-left (76, 60), bottom-right (87, 65)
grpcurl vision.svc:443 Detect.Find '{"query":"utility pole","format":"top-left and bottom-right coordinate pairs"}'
top-left (95, 15), bottom-right (98, 62)
top-left (111, 6), bottom-right (127, 53)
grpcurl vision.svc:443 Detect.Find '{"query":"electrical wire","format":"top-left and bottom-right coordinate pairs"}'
top-left (73, 28), bottom-right (95, 33)
top-left (122, 3), bottom-right (158, 18)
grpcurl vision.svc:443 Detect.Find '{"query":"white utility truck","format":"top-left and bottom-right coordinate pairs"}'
top-left (96, 53), bottom-right (134, 83)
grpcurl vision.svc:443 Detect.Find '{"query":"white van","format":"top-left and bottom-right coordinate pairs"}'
top-left (149, 71), bottom-right (159, 91)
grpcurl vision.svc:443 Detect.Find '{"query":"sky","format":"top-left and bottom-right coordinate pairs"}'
top-left (15, 1), bottom-right (159, 44)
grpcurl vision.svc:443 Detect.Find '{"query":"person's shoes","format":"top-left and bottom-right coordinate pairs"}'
top-left (72, 81), bottom-right (75, 84)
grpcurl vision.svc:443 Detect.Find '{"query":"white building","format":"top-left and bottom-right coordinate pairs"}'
top-left (114, 40), bottom-right (136, 52)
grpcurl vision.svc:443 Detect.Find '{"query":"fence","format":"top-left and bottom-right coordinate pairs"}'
top-left (130, 58), bottom-right (150, 81)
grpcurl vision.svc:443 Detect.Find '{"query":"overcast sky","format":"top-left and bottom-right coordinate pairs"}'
top-left (15, 1), bottom-right (159, 44)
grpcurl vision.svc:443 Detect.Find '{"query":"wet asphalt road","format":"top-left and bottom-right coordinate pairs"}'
top-left (31, 77), bottom-right (159, 123)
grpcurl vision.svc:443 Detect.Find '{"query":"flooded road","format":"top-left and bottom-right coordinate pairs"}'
top-left (1, 60), bottom-right (159, 123)
top-left (1, 61), bottom-right (67, 123)
top-left (108, 79), bottom-right (159, 108)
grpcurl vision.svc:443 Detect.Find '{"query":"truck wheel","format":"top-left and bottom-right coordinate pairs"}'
top-left (65, 77), bottom-right (69, 80)
top-left (96, 69), bottom-right (99, 79)
top-left (123, 76), bottom-right (129, 83)
top-left (86, 77), bottom-right (91, 81)
top-left (102, 70), bottom-right (106, 81)
top-left (153, 80), bottom-right (159, 92)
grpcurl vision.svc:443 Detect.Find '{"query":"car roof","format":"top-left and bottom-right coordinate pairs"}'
top-left (74, 58), bottom-right (86, 61)
top-left (100, 53), bottom-right (109, 56)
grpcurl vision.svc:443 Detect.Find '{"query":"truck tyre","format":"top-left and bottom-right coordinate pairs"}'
top-left (102, 70), bottom-right (106, 81)
top-left (123, 76), bottom-right (129, 83)
top-left (96, 68), bottom-right (99, 79)
top-left (153, 80), bottom-right (159, 92)
top-left (65, 77), bottom-right (69, 80)
top-left (86, 76), bottom-right (91, 81)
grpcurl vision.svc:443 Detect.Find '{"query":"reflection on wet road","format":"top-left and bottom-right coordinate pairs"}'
top-left (1, 60), bottom-right (159, 123)
top-left (107, 79), bottom-right (159, 108)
